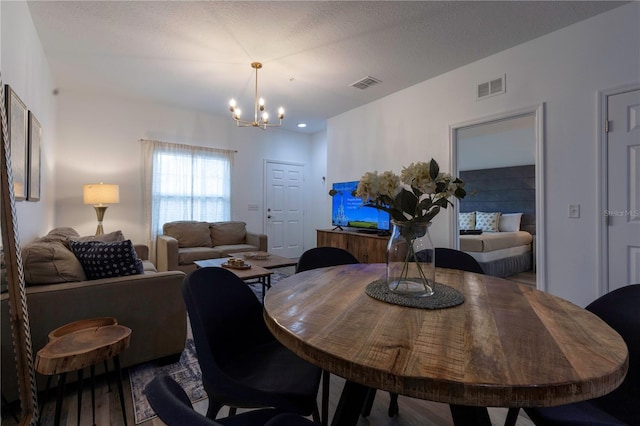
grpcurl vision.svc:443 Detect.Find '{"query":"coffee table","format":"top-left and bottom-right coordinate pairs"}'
top-left (232, 251), bottom-right (298, 269)
top-left (194, 258), bottom-right (274, 301)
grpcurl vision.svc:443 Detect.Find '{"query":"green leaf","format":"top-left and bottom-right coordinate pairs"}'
top-left (455, 187), bottom-right (466, 199)
top-left (379, 194), bottom-right (395, 206)
top-left (397, 188), bottom-right (418, 217)
top-left (413, 216), bottom-right (431, 223)
top-left (432, 198), bottom-right (451, 210)
top-left (429, 159), bottom-right (439, 180)
top-left (390, 210), bottom-right (408, 222)
top-left (426, 205), bottom-right (441, 222)
top-left (418, 198), bottom-right (433, 211)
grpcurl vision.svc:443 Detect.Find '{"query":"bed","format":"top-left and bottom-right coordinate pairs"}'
top-left (460, 230), bottom-right (533, 277)
top-left (458, 165), bottom-right (535, 278)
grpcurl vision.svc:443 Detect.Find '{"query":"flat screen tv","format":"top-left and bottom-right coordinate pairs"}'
top-left (331, 181), bottom-right (390, 233)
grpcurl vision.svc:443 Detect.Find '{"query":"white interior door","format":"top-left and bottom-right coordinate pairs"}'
top-left (265, 161), bottom-right (304, 258)
top-left (607, 88), bottom-right (640, 290)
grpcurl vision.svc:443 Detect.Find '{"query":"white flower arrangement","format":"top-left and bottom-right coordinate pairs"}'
top-left (353, 159), bottom-right (466, 224)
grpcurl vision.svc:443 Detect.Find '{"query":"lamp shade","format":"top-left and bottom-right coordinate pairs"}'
top-left (83, 183), bottom-right (120, 205)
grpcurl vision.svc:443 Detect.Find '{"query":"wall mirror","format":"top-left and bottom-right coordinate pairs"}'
top-left (451, 104), bottom-right (545, 291)
top-left (1, 76), bottom-right (39, 424)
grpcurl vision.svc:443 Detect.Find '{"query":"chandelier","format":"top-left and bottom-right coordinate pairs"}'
top-left (229, 62), bottom-right (284, 130)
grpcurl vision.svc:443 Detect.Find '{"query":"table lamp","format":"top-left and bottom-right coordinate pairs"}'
top-left (83, 183), bottom-right (119, 235)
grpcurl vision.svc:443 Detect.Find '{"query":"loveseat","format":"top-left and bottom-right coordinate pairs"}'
top-left (0, 227), bottom-right (187, 402)
top-left (156, 221), bottom-right (267, 273)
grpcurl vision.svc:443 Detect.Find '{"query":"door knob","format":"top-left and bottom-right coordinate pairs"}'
top-left (267, 215), bottom-right (272, 219)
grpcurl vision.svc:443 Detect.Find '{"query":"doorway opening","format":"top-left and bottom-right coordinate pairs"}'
top-left (450, 104), bottom-right (545, 290)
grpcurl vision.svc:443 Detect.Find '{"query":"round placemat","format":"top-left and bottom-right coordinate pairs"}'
top-left (365, 279), bottom-right (464, 309)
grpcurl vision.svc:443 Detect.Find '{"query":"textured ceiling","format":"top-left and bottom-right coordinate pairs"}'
top-left (27, 1), bottom-right (626, 134)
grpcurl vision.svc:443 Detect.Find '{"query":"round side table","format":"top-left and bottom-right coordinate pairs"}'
top-left (35, 318), bottom-right (131, 426)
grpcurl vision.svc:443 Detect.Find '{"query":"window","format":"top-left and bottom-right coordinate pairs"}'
top-left (142, 140), bottom-right (234, 241)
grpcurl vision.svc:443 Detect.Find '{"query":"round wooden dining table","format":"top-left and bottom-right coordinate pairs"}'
top-left (263, 264), bottom-right (628, 426)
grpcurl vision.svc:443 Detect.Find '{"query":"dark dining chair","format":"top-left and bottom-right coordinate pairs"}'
top-left (145, 374), bottom-right (318, 426)
top-left (434, 247), bottom-right (484, 274)
top-left (295, 246), bottom-right (359, 273)
top-left (524, 284), bottom-right (640, 426)
top-left (182, 267), bottom-right (322, 421)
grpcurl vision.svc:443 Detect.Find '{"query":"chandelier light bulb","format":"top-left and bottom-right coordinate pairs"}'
top-left (229, 98), bottom-right (236, 111)
top-left (262, 112), bottom-right (269, 123)
top-left (278, 107), bottom-right (285, 119)
top-left (235, 108), bottom-right (241, 119)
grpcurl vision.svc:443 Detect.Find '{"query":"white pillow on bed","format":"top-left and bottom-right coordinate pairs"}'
top-left (475, 212), bottom-right (501, 232)
top-left (459, 212), bottom-right (475, 230)
top-left (499, 213), bottom-right (523, 232)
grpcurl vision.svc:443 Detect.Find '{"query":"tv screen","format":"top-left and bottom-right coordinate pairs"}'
top-left (331, 181), bottom-right (390, 232)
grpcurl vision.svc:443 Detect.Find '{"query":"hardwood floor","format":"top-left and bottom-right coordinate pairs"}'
top-left (2, 371), bottom-right (534, 426)
top-left (2, 271), bottom-right (536, 426)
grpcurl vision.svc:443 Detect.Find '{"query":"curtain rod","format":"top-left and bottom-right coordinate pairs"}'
top-left (139, 138), bottom-right (238, 153)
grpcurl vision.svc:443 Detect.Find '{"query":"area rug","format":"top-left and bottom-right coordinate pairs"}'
top-left (129, 270), bottom-right (291, 424)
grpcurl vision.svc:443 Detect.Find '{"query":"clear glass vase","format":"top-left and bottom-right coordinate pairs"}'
top-left (386, 220), bottom-right (435, 297)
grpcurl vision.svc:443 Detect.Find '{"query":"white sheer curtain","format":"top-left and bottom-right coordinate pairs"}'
top-left (142, 139), bottom-right (234, 261)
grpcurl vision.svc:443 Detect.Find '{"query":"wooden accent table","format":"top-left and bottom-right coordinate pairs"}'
top-left (35, 319), bottom-right (131, 426)
top-left (194, 258), bottom-right (274, 301)
top-left (263, 264), bottom-right (628, 426)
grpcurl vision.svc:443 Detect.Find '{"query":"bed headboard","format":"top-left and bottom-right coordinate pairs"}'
top-left (459, 165), bottom-right (536, 235)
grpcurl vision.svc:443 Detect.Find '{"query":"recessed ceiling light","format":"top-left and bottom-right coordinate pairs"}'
top-left (297, 123), bottom-right (307, 128)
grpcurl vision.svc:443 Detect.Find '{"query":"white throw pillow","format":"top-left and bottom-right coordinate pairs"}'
top-left (475, 212), bottom-right (501, 232)
top-left (459, 212), bottom-right (476, 230)
top-left (499, 213), bottom-right (523, 232)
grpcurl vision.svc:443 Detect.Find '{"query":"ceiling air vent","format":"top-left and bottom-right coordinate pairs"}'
top-left (477, 74), bottom-right (506, 100)
top-left (350, 76), bottom-right (382, 90)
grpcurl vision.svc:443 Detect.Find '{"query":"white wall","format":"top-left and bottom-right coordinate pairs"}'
top-left (1, 1), bottom-right (57, 244)
top-left (457, 113), bottom-right (535, 171)
top-left (307, 130), bottom-right (328, 248)
top-left (327, 2), bottom-right (640, 307)
top-left (55, 91), bottom-right (314, 245)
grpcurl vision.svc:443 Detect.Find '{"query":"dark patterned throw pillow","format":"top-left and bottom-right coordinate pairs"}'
top-left (70, 239), bottom-right (144, 280)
